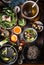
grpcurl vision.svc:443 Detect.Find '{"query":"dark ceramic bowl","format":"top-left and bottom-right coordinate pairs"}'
top-left (0, 44), bottom-right (18, 65)
top-left (22, 43), bottom-right (41, 63)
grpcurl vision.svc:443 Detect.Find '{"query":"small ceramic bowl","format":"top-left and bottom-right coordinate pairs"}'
top-left (22, 28), bottom-right (38, 43)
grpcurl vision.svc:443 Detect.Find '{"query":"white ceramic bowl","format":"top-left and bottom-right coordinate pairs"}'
top-left (21, 1), bottom-right (39, 19)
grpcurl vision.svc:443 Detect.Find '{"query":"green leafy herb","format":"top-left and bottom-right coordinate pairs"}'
top-left (18, 19), bottom-right (26, 27)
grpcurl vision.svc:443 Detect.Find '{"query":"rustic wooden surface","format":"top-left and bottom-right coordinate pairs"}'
top-left (0, 0), bottom-right (44, 65)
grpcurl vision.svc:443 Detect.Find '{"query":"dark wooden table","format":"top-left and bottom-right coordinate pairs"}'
top-left (0, 0), bottom-right (44, 65)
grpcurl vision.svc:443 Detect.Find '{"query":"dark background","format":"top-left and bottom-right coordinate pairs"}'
top-left (0, 0), bottom-right (44, 64)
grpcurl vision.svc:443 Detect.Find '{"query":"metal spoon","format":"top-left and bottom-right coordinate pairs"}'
top-left (32, 0), bottom-right (39, 8)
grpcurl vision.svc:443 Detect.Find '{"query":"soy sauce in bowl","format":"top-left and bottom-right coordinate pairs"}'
top-left (21, 1), bottom-right (39, 19)
top-left (24, 4), bottom-right (36, 16)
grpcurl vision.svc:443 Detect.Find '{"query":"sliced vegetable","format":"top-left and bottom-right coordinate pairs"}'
top-left (1, 57), bottom-right (9, 61)
top-left (0, 38), bottom-right (8, 46)
top-left (13, 52), bottom-right (17, 56)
